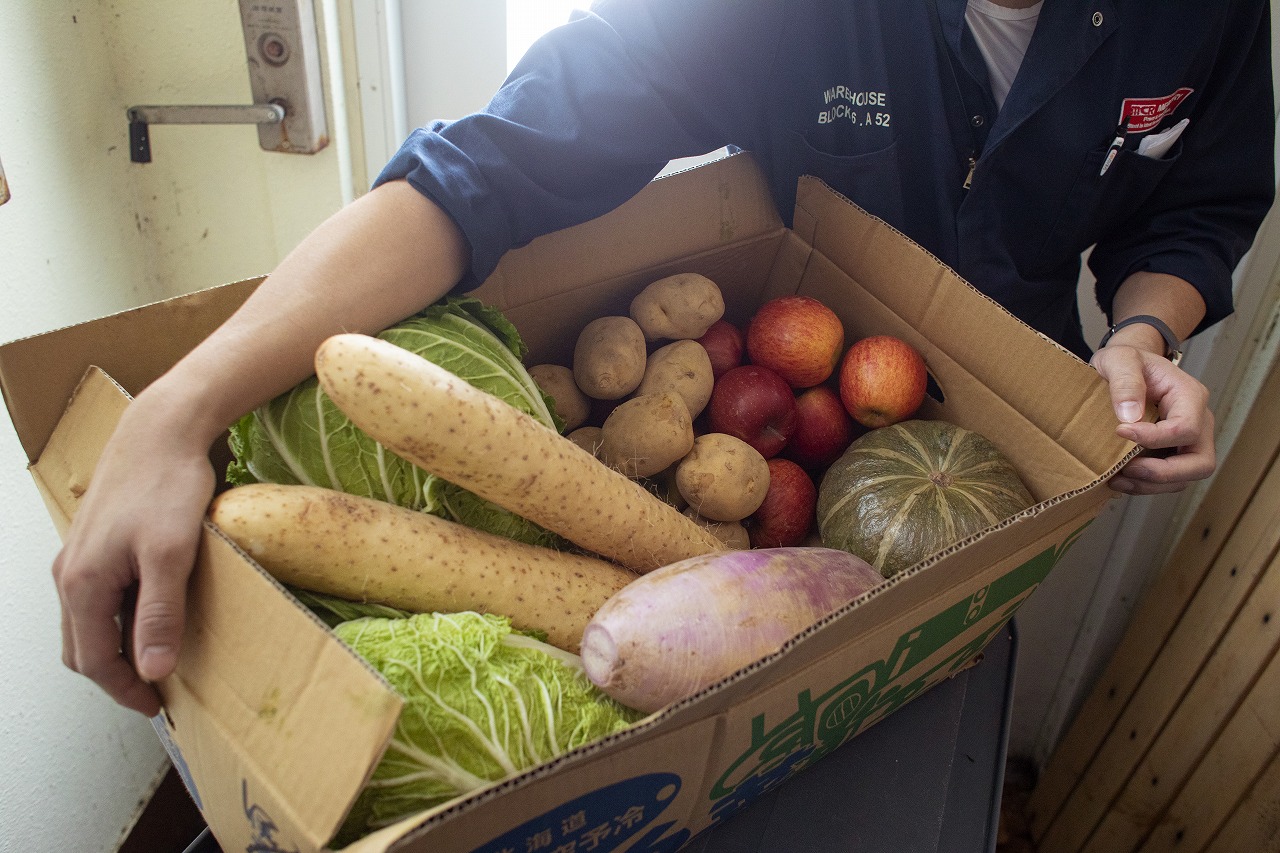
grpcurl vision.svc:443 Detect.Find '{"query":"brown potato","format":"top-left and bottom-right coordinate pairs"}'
top-left (600, 391), bottom-right (695, 478)
top-left (567, 426), bottom-right (605, 457)
top-left (675, 432), bottom-right (770, 522)
top-left (683, 508), bottom-right (751, 550)
top-left (635, 339), bottom-right (715, 420)
top-left (629, 273), bottom-right (725, 341)
top-left (530, 363), bottom-right (591, 431)
top-left (643, 463), bottom-right (688, 511)
top-left (573, 315), bottom-right (647, 400)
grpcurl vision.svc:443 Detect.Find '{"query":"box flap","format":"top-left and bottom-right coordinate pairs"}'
top-left (169, 527), bottom-right (403, 851)
top-left (30, 368), bottom-right (403, 850)
top-left (27, 367), bottom-right (130, 536)
top-left (0, 276), bottom-right (263, 463)
top-left (473, 153), bottom-right (787, 366)
top-left (790, 176), bottom-right (1132, 486)
top-left (478, 152), bottom-right (781, 310)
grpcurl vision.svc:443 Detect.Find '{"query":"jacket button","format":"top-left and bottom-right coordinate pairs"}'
top-left (1092, 11), bottom-right (1104, 26)
top-left (970, 114), bottom-right (985, 127)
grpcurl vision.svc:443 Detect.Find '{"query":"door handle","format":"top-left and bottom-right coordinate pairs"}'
top-left (126, 104), bottom-right (286, 164)
top-left (126, 0), bottom-right (327, 164)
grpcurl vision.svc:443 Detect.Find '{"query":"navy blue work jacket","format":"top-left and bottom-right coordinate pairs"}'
top-left (377, 0), bottom-right (1274, 360)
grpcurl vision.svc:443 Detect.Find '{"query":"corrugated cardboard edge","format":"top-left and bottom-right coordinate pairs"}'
top-left (790, 174), bottom-right (1135, 483)
top-left (0, 277), bottom-right (265, 463)
top-left (25, 365), bottom-right (405, 851)
top-left (470, 152), bottom-right (787, 367)
top-left (26, 366), bottom-right (131, 536)
top-left (164, 525), bottom-right (405, 850)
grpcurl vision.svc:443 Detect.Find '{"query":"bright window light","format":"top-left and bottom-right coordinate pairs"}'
top-left (507, 1), bottom-right (594, 72)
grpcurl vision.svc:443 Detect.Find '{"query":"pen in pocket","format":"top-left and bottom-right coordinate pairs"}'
top-left (1099, 115), bottom-right (1131, 176)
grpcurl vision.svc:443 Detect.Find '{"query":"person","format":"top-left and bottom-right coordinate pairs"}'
top-left (53, 0), bottom-right (1274, 716)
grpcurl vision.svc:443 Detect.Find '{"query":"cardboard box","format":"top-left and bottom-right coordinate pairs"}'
top-left (0, 153), bottom-right (1134, 852)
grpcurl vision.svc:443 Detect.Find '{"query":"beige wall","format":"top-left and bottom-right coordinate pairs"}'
top-left (0, 2), bottom-right (347, 849)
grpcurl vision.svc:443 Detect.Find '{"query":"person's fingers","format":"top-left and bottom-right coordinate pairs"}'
top-left (1110, 415), bottom-right (1215, 496)
top-left (1116, 415), bottom-right (1194, 453)
top-left (1091, 347), bottom-right (1148, 425)
top-left (130, 539), bottom-right (193, 684)
top-left (1115, 374), bottom-right (1210, 450)
top-left (55, 552), bottom-right (162, 716)
top-left (58, 566), bottom-right (76, 673)
top-left (1092, 346), bottom-right (1216, 495)
top-left (49, 404), bottom-right (218, 716)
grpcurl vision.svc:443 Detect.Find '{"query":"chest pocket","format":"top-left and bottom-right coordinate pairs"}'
top-left (1030, 139), bottom-right (1182, 275)
top-left (788, 130), bottom-right (904, 228)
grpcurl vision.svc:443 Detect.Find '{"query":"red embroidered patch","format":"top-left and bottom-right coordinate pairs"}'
top-left (1120, 88), bottom-right (1194, 132)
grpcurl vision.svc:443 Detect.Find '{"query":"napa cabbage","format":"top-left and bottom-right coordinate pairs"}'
top-left (331, 611), bottom-right (641, 845)
top-left (226, 297), bottom-right (564, 547)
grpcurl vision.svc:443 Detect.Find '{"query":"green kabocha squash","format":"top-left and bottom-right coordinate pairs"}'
top-left (816, 419), bottom-right (1034, 578)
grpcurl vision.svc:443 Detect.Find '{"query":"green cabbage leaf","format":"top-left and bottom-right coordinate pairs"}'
top-left (226, 297), bottom-right (564, 546)
top-left (287, 586), bottom-right (412, 628)
top-left (332, 611), bottom-right (640, 845)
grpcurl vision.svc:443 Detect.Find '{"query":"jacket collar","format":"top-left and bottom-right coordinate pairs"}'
top-left (935, 0), bottom-right (1119, 150)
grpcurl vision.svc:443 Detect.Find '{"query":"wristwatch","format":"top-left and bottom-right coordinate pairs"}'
top-left (1099, 314), bottom-right (1184, 366)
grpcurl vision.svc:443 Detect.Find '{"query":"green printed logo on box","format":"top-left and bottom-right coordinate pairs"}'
top-left (707, 527), bottom-right (1089, 824)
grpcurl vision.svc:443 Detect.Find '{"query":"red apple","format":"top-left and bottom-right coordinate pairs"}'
top-left (745, 295), bottom-right (845, 389)
top-left (838, 335), bottom-right (928, 428)
top-left (697, 319), bottom-right (745, 379)
top-left (706, 364), bottom-right (797, 458)
top-left (746, 457), bottom-right (818, 548)
top-left (784, 385), bottom-right (856, 470)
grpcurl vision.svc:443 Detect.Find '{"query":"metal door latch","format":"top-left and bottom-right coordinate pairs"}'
top-left (127, 0), bottom-right (328, 163)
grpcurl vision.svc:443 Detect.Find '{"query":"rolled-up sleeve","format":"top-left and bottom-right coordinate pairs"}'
top-left (372, 2), bottom-right (781, 289)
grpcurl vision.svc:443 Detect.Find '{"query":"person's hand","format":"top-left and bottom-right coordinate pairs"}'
top-left (48, 181), bottom-right (470, 714)
top-left (1089, 344), bottom-right (1214, 495)
top-left (51, 396), bottom-right (217, 716)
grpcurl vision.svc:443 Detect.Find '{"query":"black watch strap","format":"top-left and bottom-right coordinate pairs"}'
top-left (1099, 314), bottom-right (1184, 365)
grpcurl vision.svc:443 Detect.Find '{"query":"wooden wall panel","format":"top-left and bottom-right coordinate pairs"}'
top-left (1028, 362), bottom-right (1280, 838)
top-left (1029, 357), bottom-right (1280, 853)
top-left (1136, 647), bottom-right (1280, 852)
top-left (1204, 747), bottom-right (1280, 852)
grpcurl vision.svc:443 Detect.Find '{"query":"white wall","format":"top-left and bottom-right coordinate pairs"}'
top-left (0, 2), bottom-right (347, 850)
